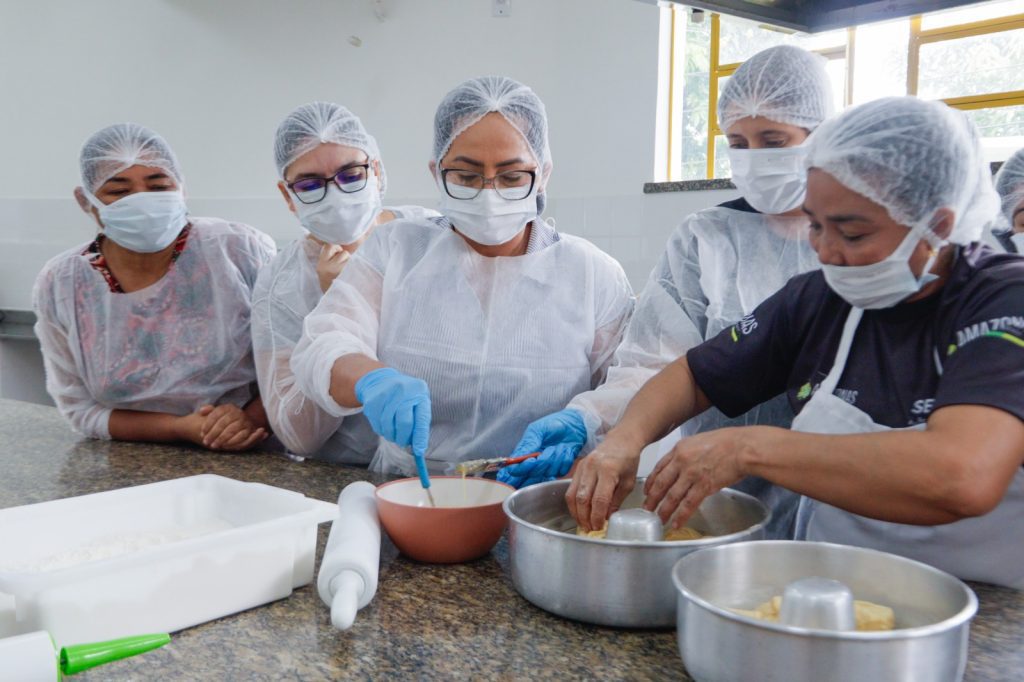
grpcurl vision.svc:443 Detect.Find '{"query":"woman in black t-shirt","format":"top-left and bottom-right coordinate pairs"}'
top-left (568, 97), bottom-right (1024, 588)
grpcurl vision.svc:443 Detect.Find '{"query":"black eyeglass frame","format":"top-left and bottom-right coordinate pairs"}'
top-left (439, 168), bottom-right (537, 201)
top-left (287, 163), bottom-right (372, 204)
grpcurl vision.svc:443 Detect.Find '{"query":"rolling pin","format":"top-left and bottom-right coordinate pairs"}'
top-left (316, 481), bottom-right (381, 630)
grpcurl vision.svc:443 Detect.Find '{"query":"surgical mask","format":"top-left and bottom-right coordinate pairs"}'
top-left (439, 186), bottom-right (538, 246)
top-left (292, 172), bottom-right (382, 245)
top-left (727, 145), bottom-right (809, 215)
top-left (87, 190), bottom-right (189, 253)
top-left (822, 225), bottom-right (943, 310)
top-left (1011, 232), bottom-right (1024, 254)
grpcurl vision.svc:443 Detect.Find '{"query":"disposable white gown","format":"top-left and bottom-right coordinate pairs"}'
top-left (291, 217), bottom-right (635, 475)
top-left (32, 217), bottom-right (276, 438)
top-left (568, 202), bottom-right (819, 538)
top-left (251, 205), bottom-right (437, 464)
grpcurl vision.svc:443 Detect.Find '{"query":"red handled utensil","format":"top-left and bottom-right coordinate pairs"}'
top-left (454, 452), bottom-right (542, 476)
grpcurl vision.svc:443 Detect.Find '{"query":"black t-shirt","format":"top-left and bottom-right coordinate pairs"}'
top-left (688, 243), bottom-right (1024, 428)
top-left (717, 196), bottom-right (759, 214)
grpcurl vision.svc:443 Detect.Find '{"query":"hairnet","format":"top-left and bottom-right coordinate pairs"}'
top-left (274, 102), bottom-right (386, 193)
top-left (79, 123), bottom-right (183, 193)
top-left (433, 76), bottom-right (551, 171)
top-left (805, 96), bottom-right (1000, 245)
top-left (994, 147), bottom-right (1024, 224)
top-left (718, 45), bottom-right (834, 133)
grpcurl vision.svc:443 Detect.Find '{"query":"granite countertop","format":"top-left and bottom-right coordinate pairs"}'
top-left (1, 399), bottom-right (1021, 680)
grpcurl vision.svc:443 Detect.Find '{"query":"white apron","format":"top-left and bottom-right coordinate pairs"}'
top-left (368, 229), bottom-right (617, 475)
top-left (793, 307), bottom-right (1024, 588)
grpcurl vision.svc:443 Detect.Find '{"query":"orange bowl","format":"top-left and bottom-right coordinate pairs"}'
top-left (375, 477), bottom-right (514, 563)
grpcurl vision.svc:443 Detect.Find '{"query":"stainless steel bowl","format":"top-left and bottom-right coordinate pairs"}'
top-left (671, 541), bottom-right (978, 682)
top-left (503, 479), bottom-right (769, 628)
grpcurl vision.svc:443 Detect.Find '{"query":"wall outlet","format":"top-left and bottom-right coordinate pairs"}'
top-left (492, 0), bottom-right (510, 18)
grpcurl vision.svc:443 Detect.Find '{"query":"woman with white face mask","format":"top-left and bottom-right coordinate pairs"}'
top-left (567, 97), bottom-right (1024, 588)
top-left (32, 123), bottom-right (276, 450)
top-left (251, 102), bottom-right (437, 463)
top-left (500, 45), bottom-right (832, 539)
top-left (992, 148), bottom-right (1024, 253)
top-left (290, 76), bottom-right (635, 477)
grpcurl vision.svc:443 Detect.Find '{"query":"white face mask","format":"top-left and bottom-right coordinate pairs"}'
top-left (1011, 232), bottom-right (1024, 254)
top-left (292, 171), bottom-right (382, 245)
top-left (87, 190), bottom-right (189, 253)
top-left (727, 145), bottom-right (809, 215)
top-left (439, 186), bottom-right (538, 246)
top-left (821, 225), bottom-right (943, 310)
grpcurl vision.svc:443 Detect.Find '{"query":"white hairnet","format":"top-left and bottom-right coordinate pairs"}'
top-left (433, 76), bottom-right (551, 171)
top-left (79, 123), bottom-right (183, 193)
top-left (995, 147), bottom-right (1024, 224)
top-left (718, 45), bottom-right (834, 133)
top-left (274, 101), bottom-right (386, 193)
top-left (805, 96), bottom-right (1000, 245)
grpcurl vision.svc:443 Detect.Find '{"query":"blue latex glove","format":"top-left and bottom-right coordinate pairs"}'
top-left (498, 409), bottom-right (587, 489)
top-left (355, 368), bottom-right (431, 475)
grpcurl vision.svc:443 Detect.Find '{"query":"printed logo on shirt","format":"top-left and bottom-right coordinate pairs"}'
top-left (731, 313), bottom-right (758, 342)
top-left (951, 316), bottom-right (1024, 354)
top-left (835, 388), bottom-right (858, 405)
top-left (797, 381), bottom-right (856, 405)
top-left (907, 397), bottom-right (936, 426)
top-left (910, 398), bottom-right (935, 416)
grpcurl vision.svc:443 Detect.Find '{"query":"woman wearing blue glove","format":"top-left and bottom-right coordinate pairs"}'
top-left (502, 46), bottom-right (833, 534)
top-left (290, 76), bottom-right (634, 476)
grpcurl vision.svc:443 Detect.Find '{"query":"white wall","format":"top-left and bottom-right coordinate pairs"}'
top-left (0, 0), bottom-right (737, 403)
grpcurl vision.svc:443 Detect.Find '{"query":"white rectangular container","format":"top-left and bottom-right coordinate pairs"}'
top-left (0, 474), bottom-right (336, 644)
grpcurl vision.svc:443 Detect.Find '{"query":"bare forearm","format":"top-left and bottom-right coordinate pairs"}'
top-left (610, 356), bottom-right (710, 451)
top-left (745, 422), bottom-right (1021, 524)
top-left (328, 353), bottom-right (386, 408)
top-left (108, 409), bottom-right (200, 444)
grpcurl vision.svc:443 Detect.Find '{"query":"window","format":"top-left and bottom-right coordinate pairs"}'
top-left (658, 1), bottom-right (1024, 181)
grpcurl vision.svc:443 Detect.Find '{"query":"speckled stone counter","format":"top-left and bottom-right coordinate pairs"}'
top-left (1, 399), bottom-right (1021, 681)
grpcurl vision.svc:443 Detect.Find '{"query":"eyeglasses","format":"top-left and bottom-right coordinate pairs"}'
top-left (440, 168), bottom-right (536, 201)
top-left (287, 164), bottom-right (370, 204)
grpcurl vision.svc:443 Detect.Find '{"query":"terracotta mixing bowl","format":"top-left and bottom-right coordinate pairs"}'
top-left (375, 477), bottom-right (514, 563)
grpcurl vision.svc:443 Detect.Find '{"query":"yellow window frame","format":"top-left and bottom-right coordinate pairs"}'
top-left (907, 12), bottom-right (1024, 113)
top-left (682, 8), bottom-right (1024, 181)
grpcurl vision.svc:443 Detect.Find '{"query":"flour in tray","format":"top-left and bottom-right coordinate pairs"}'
top-left (0, 519), bottom-right (234, 572)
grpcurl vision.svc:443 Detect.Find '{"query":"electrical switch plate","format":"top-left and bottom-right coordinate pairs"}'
top-left (492, 0), bottom-right (510, 18)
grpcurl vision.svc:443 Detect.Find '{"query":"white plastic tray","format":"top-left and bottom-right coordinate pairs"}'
top-left (0, 474), bottom-right (336, 643)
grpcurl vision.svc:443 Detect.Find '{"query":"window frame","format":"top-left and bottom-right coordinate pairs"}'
top-left (668, 6), bottom-right (1024, 181)
top-left (907, 12), bottom-right (1024, 110)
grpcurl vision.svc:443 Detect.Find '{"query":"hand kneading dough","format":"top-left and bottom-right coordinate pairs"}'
top-left (731, 595), bottom-right (896, 631)
top-left (575, 524), bottom-right (706, 541)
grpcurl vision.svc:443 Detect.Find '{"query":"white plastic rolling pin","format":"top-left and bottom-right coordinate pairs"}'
top-left (316, 481), bottom-right (381, 630)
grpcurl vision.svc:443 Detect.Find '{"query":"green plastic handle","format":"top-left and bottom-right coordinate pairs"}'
top-left (60, 633), bottom-right (170, 675)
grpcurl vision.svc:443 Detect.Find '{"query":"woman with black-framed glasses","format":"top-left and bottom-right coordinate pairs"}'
top-left (290, 76), bottom-right (635, 478)
top-left (250, 102), bottom-right (437, 464)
